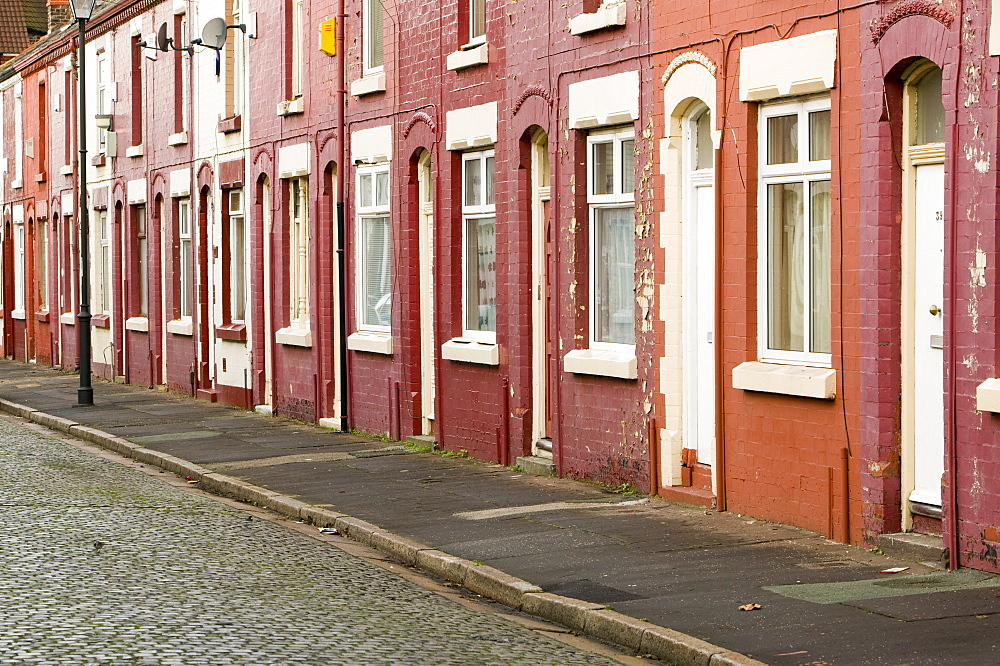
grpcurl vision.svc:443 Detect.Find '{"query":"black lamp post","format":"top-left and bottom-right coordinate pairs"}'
top-left (71, 0), bottom-right (97, 406)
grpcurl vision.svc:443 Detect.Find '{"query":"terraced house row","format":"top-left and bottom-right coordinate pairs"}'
top-left (6, 0), bottom-right (1000, 570)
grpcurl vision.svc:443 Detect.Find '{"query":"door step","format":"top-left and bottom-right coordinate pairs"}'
top-left (406, 434), bottom-right (437, 449)
top-left (515, 455), bottom-right (556, 477)
top-left (877, 532), bottom-right (948, 568)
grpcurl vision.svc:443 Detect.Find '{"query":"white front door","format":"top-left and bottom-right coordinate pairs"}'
top-left (683, 175), bottom-right (715, 466)
top-left (910, 162), bottom-right (945, 507)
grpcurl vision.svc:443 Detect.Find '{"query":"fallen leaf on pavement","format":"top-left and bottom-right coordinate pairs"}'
top-left (879, 566), bottom-right (909, 574)
top-left (738, 603), bottom-right (761, 611)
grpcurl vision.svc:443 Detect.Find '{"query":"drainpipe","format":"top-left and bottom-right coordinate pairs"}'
top-left (945, 103), bottom-right (960, 569)
top-left (713, 41), bottom-right (729, 512)
top-left (337, 0), bottom-right (349, 431)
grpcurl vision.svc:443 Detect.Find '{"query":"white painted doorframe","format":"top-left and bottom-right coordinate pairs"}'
top-left (417, 152), bottom-right (436, 435)
top-left (531, 133), bottom-right (552, 452)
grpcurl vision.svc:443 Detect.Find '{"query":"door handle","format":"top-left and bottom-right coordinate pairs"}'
top-left (928, 305), bottom-right (942, 316)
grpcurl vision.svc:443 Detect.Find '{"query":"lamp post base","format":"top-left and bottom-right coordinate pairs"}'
top-left (77, 386), bottom-right (93, 406)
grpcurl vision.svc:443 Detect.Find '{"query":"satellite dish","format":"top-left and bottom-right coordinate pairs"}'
top-left (201, 18), bottom-right (228, 51)
top-left (156, 22), bottom-right (170, 51)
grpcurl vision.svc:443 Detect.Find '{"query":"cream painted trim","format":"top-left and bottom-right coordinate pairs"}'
top-left (569, 1), bottom-right (626, 35)
top-left (11, 309), bottom-right (26, 320)
top-left (276, 98), bottom-right (305, 116)
top-left (275, 325), bottom-right (313, 347)
top-left (127, 178), bottom-right (147, 204)
top-left (347, 331), bottom-right (393, 354)
top-left (59, 312), bottom-right (75, 325)
top-left (278, 143), bottom-right (311, 179)
top-left (167, 319), bottom-right (193, 336)
top-left (169, 168), bottom-right (191, 198)
top-left (977, 379), bottom-right (1000, 413)
top-left (446, 43), bottom-right (489, 71)
top-left (445, 102), bottom-right (498, 151)
top-left (564, 348), bottom-right (637, 379)
top-left (739, 29), bottom-right (837, 101)
top-left (350, 125), bottom-right (393, 164)
top-left (909, 143), bottom-right (946, 166)
top-left (350, 72), bottom-right (386, 97)
top-left (125, 316), bottom-right (149, 332)
top-left (125, 144), bottom-right (143, 158)
top-left (568, 71), bottom-right (639, 129)
top-left (442, 338), bottom-right (499, 365)
top-left (60, 164), bottom-right (73, 176)
top-left (318, 417), bottom-right (343, 430)
top-left (732, 361), bottom-right (836, 399)
top-left (167, 132), bottom-right (188, 146)
top-left (991, 1), bottom-right (1000, 55)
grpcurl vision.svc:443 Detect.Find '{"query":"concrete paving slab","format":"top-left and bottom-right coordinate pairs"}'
top-left (841, 586), bottom-right (1000, 620)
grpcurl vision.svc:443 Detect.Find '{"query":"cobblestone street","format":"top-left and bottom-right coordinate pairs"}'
top-left (0, 414), bottom-right (626, 665)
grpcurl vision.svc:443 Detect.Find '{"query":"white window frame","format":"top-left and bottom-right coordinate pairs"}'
top-left (228, 189), bottom-right (247, 323)
top-left (98, 209), bottom-right (111, 315)
top-left (356, 164), bottom-right (391, 333)
top-left (461, 149), bottom-right (496, 343)
top-left (178, 198), bottom-right (192, 320)
top-left (468, 0), bottom-right (487, 46)
top-left (134, 205), bottom-right (147, 317)
top-left (288, 177), bottom-right (309, 325)
top-left (757, 95), bottom-right (832, 367)
top-left (13, 222), bottom-right (25, 315)
top-left (96, 52), bottom-right (108, 154)
top-left (37, 219), bottom-right (48, 312)
top-left (290, 0), bottom-right (304, 99)
top-left (586, 128), bottom-right (635, 350)
top-left (363, 0), bottom-right (385, 75)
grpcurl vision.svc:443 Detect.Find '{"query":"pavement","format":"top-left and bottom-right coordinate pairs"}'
top-left (2, 359), bottom-right (1000, 665)
top-left (0, 406), bottom-right (638, 665)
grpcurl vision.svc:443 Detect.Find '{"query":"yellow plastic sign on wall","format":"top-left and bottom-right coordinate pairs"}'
top-left (319, 18), bottom-right (336, 56)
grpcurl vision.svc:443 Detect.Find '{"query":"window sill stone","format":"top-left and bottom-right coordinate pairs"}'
top-left (442, 338), bottom-right (498, 365)
top-left (564, 347), bottom-right (637, 379)
top-left (167, 318), bottom-right (193, 336)
top-left (347, 331), bottom-right (393, 355)
top-left (350, 73), bottom-right (386, 97)
top-left (125, 316), bottom-right (149, 332)
top-left (570, 2), bottom-right (627, 35)
top-left (275, 325), bottom-right (312, 347)
top-left (446, 43), bottom-right (489, 71)
top-left (732, 361), bottom-right (836, 399)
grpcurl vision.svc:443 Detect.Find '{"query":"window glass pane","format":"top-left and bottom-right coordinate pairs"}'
top-left (767, 182), bottom-right (805, 352)
top-left (767, 114), bottom-right (798, 165)
top-left (470, 0), bottom-right (486, 39)
top-left (620, 139), bottom-right (635, 194)
top-left (376, 171), bottom-right (389, 207)
top-left (695, 110), bottom-right (713, 170)
top-left (485, 156), bottom-right (494, 205)
top-left (362, 216), bottom-right (391, 327)
top-left (592, 142), bottom-right (613, 195)
top-left (810, 180), bottom-right (831, 354)
top-left (230, 190), bottom-right (242, 214)
top-left (231, 214), bottom-right (246, 321)
top-left (180, 239), bottom-right (192, 317)
top-left (594, 207), bottom-right (635, 344)
top-left (464, 158), bottom-right (481, 207)
top-left (915, 67), bottom-right (945, 145)
top-left (809, 110), bottom-right (831, 161)
top-left (465, 217), bottom-right (496, 332)
top-left (359, 174), bottom-right (372, 208)
top-left (367, 0), bottom-right (384, 69)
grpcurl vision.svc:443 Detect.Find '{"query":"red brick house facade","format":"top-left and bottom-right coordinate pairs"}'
top-left (6, 0), bottom-right (1000, 571)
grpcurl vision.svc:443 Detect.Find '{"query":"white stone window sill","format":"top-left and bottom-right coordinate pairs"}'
top-left (350, 72), bottom-right (386, 97)
top-left (570, 2), bottom-right (627, 35)
top-left (976, 378), bottom-right (1000, 413)
top-left (564, 347), bottom-right (637, 379)
top-left (11, 179), bottom-right (22, 190)
top-left (11, 308), bottom-right (26, 320)
top-left (167, 318), bottom-right (193, 336)
top-left (275, 325), bottom-right (312, 347)
top-left (125, 144), bottom-right (143, 158)
top-left (276, 97), bottom-right (305, 116)
top-left (125, 316), bottom-right (149, 332)
top-left (59, 311), bottom-right (75, 325)
top-left (167, 132), bottom-right (188, 146)
top-left (442, 338), bottom-right (499, 366)
top-left (732, 361), bottom-right (836, 399)
top-left (446, 43), bottom-right (489, 71)
top-left (347, 331), bottom-right (393, 355)
top-left (59, 164), bottom-right (73, 176)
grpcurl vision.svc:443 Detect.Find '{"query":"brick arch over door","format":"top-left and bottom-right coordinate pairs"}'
top-left (858, 9), bottom-right (955, 546)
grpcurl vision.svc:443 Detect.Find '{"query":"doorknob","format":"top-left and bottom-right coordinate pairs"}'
top-left (929, 305), bottom-right (942, 316)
